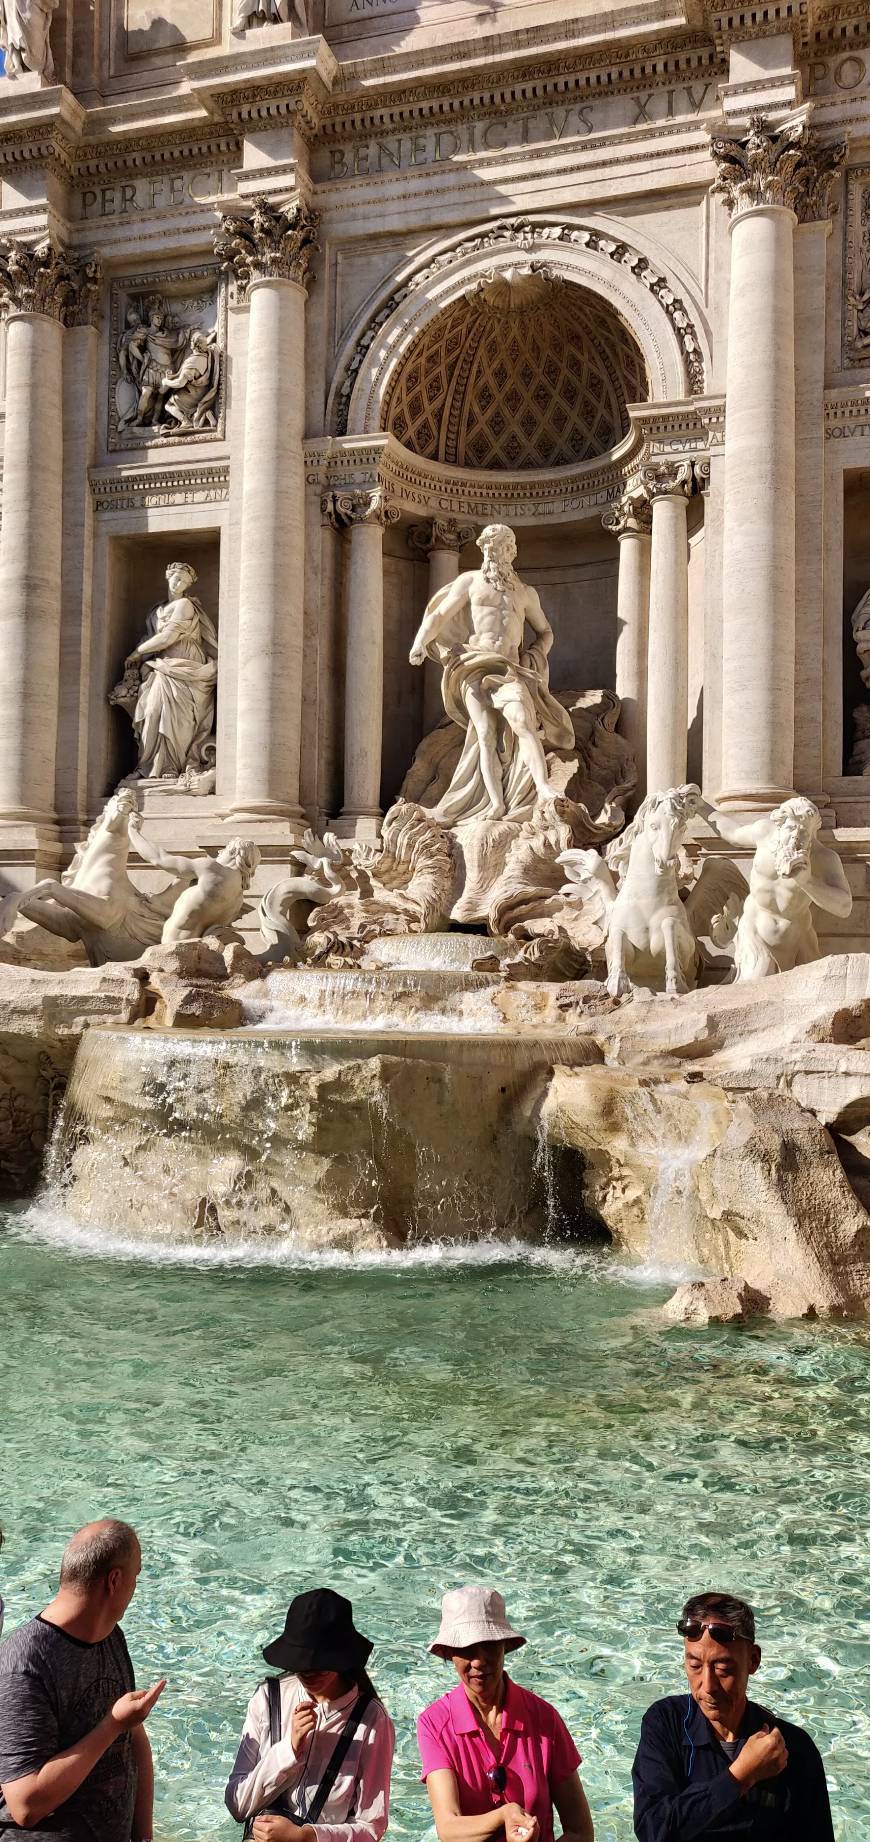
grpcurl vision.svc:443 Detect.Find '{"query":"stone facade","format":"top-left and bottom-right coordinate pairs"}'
top-left (1, 0), bottom-right (870, 948)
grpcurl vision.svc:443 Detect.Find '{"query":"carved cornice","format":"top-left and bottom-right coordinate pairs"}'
top-left (304, 435), bottom-right (627, 527)
top-left (710, 113), bottom-right (847, 220)
top-left (601, 494), bottom-right (652, 538)
top-left (628, 395), bottom-right (726, 457)
top-left (0, 239), bottom-right (100, 326)
top-left (334, 487), bottom-right (401, 529)
top-left (89, 460), bottom-right (230, 512)
top-left (317, 36), bottom-right (719, 142)
top-left (408, 518), bottom-right (476, 557)
top-left (824, 388), bottom-right (870, 440)
top-left (640, 458), bottom-right (694, 501)
top-left (213, 195), bottom-right (320, 298)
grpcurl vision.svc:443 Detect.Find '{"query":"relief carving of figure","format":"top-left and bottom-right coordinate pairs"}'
top-left (409, 524), bottom-right (574, 824)
top-left (707, 798), bottom-right (853, 981)
top-left (115, 297), bottom-right (220, 437)
top-left (0, 0), bottom-right (59, 78)
top-left (110, 562), bottom-right (218, 784)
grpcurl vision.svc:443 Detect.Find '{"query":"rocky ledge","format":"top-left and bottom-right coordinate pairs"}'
top-left (0, 951), bottom-right (869, 1323)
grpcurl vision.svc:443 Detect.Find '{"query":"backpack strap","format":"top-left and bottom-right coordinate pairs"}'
top-left (303, 1690), bottom-right (374, 1826)
top-left (266, 1676), bottom-right (283, 1750)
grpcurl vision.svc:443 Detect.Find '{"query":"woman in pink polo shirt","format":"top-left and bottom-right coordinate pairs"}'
top-left (417, 1587), bottom-right (594, 1842)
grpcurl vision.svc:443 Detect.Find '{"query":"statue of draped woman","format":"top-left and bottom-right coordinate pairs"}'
top-left (110, 562), bottom-right (218, 783)
top-left (0, 0), bottom-right (59, 78)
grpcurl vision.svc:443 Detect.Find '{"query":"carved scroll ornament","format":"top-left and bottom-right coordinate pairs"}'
top-left (711, 114), bottom-right (847, 222)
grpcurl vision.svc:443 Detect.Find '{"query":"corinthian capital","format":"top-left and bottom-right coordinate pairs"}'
top-left (335, 487), bottom-right (400, 529)
top-left (213, 195), bottom-right (320, 298)
top-left (711, 113), bottom-right (846, 221)
top-left (640, 459), bottom-right (693, 502)
top-left (408, 518), bottom-right (476, 557)
top-left (602, 494), bottom-right (652, 539)
top-left (0, 240), bottom-right (101, 326)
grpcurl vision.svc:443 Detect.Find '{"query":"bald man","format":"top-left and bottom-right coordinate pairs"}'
top-left (0, 1520), bottom-right (165, 1841)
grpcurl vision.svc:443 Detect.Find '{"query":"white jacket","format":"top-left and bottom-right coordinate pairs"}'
top-left (225, 1674), bottom-right (395, 1842)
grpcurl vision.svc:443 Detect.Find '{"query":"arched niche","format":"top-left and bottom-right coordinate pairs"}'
top-left (328, 214), bottom-right (712, 442)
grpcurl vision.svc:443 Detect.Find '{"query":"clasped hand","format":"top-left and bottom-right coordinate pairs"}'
top-left (252, 1819), bottom-right (311, 1842)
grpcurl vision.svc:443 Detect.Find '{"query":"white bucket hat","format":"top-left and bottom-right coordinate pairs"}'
top-left (428, 1586), bottom-right (526, 1658)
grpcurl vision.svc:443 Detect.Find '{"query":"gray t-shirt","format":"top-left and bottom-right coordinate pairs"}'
top-left (0, 1615), bottom-right (136, 1841)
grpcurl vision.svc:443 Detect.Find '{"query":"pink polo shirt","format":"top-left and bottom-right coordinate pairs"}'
top-left (417, 1677), bottom-right (581, 1842)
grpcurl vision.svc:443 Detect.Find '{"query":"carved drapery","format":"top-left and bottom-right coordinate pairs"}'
top-left (711, 114), bottom-right (847, 222)
top-left (213, 196), bottom-right (321, 298)
top-left (0, 240), bottom-right (101, 326)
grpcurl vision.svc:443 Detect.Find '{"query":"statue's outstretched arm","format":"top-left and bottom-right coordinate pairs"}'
top-left (129, 818), bottom-right (197, 881)
top-left (705, 809), bottom-right (770, 849)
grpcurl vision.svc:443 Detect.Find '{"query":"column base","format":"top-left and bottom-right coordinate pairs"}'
top-left (225, 802), bottom-right (306, 834)
top-left (333, 810), bottom-right (383, 842)
top-left (0, 816), bottom-right (63, 895)
top-left (714, 785), bottom-right (796, 813)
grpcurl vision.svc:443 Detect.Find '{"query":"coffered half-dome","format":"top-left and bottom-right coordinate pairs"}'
top-left (382, 268), bottom-right (649, 471)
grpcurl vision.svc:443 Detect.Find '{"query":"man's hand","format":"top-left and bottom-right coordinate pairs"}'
top-left (290, 1699), bottom-right (317, 1754)
top-left (503, 1803), bottom-right (540, 1842)
top-left (110, 1682), bottom-right (166, 1731)
top-left (409, 643), bottom-right (426, 666)
top-left (729, 1725), bottom-right (788, 1790)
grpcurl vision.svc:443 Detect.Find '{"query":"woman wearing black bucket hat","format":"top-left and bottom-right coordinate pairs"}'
top-left (225, 1589), bottom-right (395, 1842)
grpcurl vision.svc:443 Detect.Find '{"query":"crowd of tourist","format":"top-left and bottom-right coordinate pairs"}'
top-left (0, 1519), bottom-right (835, 1841)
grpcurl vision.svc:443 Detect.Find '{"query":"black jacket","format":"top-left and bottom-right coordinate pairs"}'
top-left (632, 1694), bottom-right (835, 1841)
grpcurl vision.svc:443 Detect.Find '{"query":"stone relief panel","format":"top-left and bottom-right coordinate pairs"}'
top-left (109, 266), bottom-right (226, 450)
top-left (844, 168), bottom-right (870, 368)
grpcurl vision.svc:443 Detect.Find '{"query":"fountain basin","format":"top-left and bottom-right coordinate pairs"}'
top-left (48, 1025), bottom-right (603, 1250)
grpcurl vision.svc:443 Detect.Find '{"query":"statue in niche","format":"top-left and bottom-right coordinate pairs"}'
top-left (0, 0), bottom-right (59, 79)
top-left (232, 0), bottom-right (309, 30)
top-left (409, 524), bottom-right (575, 823)
top-left (110, 562), bottom-right (218, 785)
top-left (706, 798), bottom-right (853, 981)
top-left (116, 297), bottom-right (220, 437)
top-left (127, 818), bottom-right (261, 944)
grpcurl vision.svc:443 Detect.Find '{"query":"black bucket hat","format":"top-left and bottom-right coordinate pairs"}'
top-left (262, 1589), bottom-right (374, 1674)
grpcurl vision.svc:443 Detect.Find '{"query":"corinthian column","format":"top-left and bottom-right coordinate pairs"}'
top-left (215, 196), bottom-right (320, 824)
top-left (711, 117), bottom-right (842, 810)
top-left (642, 461), bottom-right (692, 797)
top-left (408, 519), bottom-right (475, 732)
top-left (0, 240), bottom-right (100, 856)
top-left (602, 493), bottom-right (652, 800)
top-left (337, 488), bottom-right (400, 836)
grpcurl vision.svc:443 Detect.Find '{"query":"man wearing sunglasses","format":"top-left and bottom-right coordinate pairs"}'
top-left (631, 1592), bottom-right (834, 1839)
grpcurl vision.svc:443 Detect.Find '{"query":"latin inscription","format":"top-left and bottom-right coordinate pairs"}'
top-left (78, 168), bottom-right (235, 222)
top-left (316, 84), bottom-right (717, 181)
top-left (808, 53), bottom-right (870, 96)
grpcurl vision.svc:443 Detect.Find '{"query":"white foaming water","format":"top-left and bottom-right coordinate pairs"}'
top-left (8, 1197), bottom-right (694, 1287)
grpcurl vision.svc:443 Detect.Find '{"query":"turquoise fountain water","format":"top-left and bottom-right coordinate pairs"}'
top-left (1, 1210), bottom-right (868, 1842)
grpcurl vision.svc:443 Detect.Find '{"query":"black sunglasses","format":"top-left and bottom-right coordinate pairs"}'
top-left (677, 1618), bottom-right (750, 1645)
top-left (486, 1766), bottom-right (507, 1796)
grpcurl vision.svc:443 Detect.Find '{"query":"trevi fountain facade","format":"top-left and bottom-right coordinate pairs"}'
top-left (0, 0), bottom-right (869, 1324)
